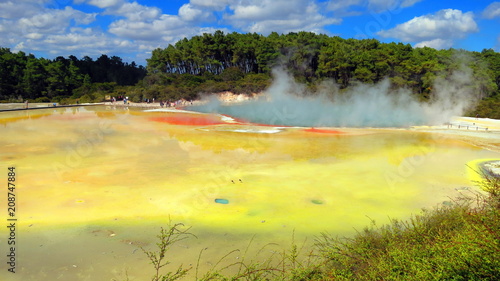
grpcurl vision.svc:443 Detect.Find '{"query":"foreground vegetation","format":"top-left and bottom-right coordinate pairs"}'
top-left (1, 31), bottom-right (500, 118)
top-left (140, 169), bottom-right (500, 280)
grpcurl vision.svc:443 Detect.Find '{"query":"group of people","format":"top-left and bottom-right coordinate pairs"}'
top-left (110, 96), bottom-right (129, 104)
top-left (108, 96), bottom-right (194, 108)
top-left (159, 100), bottom-right (187, 108)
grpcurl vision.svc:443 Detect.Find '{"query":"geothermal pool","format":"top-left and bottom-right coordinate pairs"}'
top-left (0, 105), bottom-right (498, 280)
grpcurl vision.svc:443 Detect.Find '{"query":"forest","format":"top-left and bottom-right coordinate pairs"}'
top-left (0, 48), bottom-right (146, 103)
top-left (1, 31), bottom-right (499, 118)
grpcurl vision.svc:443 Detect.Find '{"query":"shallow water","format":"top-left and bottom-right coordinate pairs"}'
top-left (0, 105), bottom-right (498, 280)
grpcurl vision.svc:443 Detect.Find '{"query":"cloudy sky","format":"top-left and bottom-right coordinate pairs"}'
top-left (1, 0), bottom-right (499, 65)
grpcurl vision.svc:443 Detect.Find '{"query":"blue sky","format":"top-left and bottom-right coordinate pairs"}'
top-left (1, 0), bottom-right (500, 66)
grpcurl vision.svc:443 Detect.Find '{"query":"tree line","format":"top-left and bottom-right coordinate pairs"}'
top-left (145, 31), bottom-right (500, 118)
top-left (0, 48), bottom-right (146, 103)
top-left (148, 31), bottom-right (500, 94)
top-left (1, 31), bottom-right (499, 118)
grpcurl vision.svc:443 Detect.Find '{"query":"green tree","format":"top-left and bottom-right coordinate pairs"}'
top-left (22, 56), bottom-right (48, 99)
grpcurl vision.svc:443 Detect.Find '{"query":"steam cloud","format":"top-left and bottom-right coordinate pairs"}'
top-left (189, 66), bottom-right (479, 128)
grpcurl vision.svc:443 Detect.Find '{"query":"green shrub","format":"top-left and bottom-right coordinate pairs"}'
top-left (79, 94), bottom-right (93, 103)
top-left (316, 169), bottom-right (500, 280)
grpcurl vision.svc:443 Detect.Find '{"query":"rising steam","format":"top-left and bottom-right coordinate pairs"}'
top-left (189, 66), bottom-right (479, 128)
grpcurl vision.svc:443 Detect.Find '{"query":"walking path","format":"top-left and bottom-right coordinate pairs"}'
top-left (0, 103), bottom-right (104, 112)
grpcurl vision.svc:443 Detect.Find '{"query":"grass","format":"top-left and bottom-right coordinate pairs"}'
top-left (138, 168), bottom-right (500, 280)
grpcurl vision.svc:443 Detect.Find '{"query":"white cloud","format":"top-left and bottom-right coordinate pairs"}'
top-left (24, 32), bottom-right (44, 40)
top-left (327, 0), bottom-right (422, 12)
top-left (326, 0), bottom-right (422, 17)
top-left (378, 9), bottom-right (478, 48)
top-left (46, 32), bottom-right (129, 49)
top-left (0, 2), bottom-right (106, 59)
top-left (179, 3), bottom-right (213, 22)
top-left (80, 0), bottom-right (230, 62)
top-left (414, 38), bottom-right (452, 49)
top-left (20, 27), bottom-right (136, 57)
top-left (401, 0), bottom-right (422, 8)
top-left (0, 5), bottom-right (97, 43)
top-left (224, 0), bottom-right (340, 34)
top-left (108, 13), bottom-right (224, 44)
top-left (109, 15), bottom-right (184, 41)
top-left (190, 0), bottom-right (233, 10)
top-left (482, 2), bottom-right (500, 19)
top-left (110, 1), bottom-right (161, 21)
top-left (327, 0), bottom-right (362, 12)
top-left (86, 0), bottom-right (123, 9)
top-left (76, 0), bottom-right (162, 21)
top-left (367, 0), bottom-right (422, 12)
top-left (0, 1), bottom-right (47, 19)
top-left (228, 0), bottom-right (311, 21)
top-left (107, 0), bottom-right (341, 49)
top-left (12, 42), bottom-right (26, 53)
top-left (368, 0), bottom-right (399, 12)
top-left (16, 6), bottom-right (96, 34)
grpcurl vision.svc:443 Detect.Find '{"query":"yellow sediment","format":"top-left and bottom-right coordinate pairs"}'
top-left (466, 158), bottom-right (500, 182)
top-left (1, 106), bottom-right (499, 280)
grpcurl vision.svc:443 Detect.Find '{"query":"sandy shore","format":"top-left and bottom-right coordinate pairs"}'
top-left (103, 98), bottom-right (210, 108)
top-left (411, 117), bottom-right (500, 153)
top-left (104, 101), bottom-right (166, 108)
